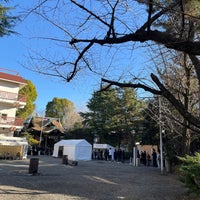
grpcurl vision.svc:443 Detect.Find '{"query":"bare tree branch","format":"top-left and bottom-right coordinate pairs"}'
top-left (70, 30), bottom-right (200, 55)
top-left (102, 73), bottom-right (200, 129)
top-left (68, 41), bottom-right (94, 81)
top-left (189, 55), bottom-right (200, 83)
top-left (139, 1), bottom-right (179, 32)
top-left (70, 0), bottom-right (110, 27)
top-left (101, 77), bottom-right (161, 94)
top-left (24, 0), bottom-right (200, 132)
top-left (105, 0), bottom-right (119, 39)
top-left (147, 0), bottom-right (153, 32)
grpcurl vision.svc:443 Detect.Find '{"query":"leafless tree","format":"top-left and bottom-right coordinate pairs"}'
top-left (150, 48), bottom-right (200, 154)
top-left (23, 1), bottom-right (200, 130)
top-left (62, 106), bottom-right (83, 130)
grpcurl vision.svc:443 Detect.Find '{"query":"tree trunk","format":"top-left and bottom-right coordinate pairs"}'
top-left (181, 122), bottom-right (191, 156)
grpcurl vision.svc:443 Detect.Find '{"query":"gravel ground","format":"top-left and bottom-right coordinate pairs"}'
top-left (0, 156), bottom-right (190, 200)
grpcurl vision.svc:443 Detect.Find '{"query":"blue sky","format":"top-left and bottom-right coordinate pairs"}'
top-left (1, 32), bottom-right (95, 112)
top-left (0, 1), bottom-right (102, 113)
top-left (0, 1), bottom-right (151, 114)
top-left (1, 34), bottom-right (98, 112)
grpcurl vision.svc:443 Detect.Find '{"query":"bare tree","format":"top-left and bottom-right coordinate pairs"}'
top-left (62, 106), bottom-right (83, 130)
top-left (23, 1), bottom-right (200, 129)
top-left (151, 48), bottom-right (200, 154)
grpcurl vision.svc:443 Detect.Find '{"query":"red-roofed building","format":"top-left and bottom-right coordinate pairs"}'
top-left (0, 69), bottom-right (27, 136)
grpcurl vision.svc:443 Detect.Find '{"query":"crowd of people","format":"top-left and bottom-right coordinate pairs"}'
top-left (93, 148), bottom-right (126, 162)
top-left (132, 148), bottom-right (161, 167)
top-left (93, 147), bottom-right (161, 168)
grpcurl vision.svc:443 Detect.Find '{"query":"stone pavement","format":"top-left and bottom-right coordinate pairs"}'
top-left (0, 156), bottom-right (188, 200)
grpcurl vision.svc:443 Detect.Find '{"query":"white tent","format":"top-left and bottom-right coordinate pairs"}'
top-left (0, 136), bottom-right (28, 146)
top-left (93, 143), bottom-right (115, 160)
top-left (52, 139), bottom-right (92, 161)
top-left (93, 143), bottom-right (114, 150)
top-left (0, 136), bottom-right (28, 159)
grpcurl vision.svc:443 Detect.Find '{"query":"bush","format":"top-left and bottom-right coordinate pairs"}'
top-left (21, 132), bottom-right (39, 146)
top-left (178, 153), bottom-right (200, 194)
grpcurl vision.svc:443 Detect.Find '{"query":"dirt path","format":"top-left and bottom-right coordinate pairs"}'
top-left (0, 156), bottom-right (189, 200)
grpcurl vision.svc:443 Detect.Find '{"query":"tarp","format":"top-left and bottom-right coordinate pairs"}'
top-left (136, 145), bottom-right (158, 155)
top-left (0, 136), bottom-right (28, 159)
top-left (52, 139), bottom-right (92, 161)
top-left (93, 143), bottom-right (114, 150)
top-left (0, 136), bottom-right (28, 146)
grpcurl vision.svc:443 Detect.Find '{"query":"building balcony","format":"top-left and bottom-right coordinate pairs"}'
top-left (0, 90), bottom-right (26, 106)
top-left (0, 117), bottom-right (24, 127)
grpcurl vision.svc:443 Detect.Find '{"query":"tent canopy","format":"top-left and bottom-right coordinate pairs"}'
top-left (0, 136), bottom-right (28, 159)
top-left (93, 143), bottom-right (114, 150)
top-left (53, 139), bottom-right (92, 161)
top-left (0, 136), bottom-right (28, 146)
top-left (93, 143), bottom-right (115, 160)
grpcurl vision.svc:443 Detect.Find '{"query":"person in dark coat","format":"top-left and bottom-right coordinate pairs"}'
top-left (143, 151), bottom-right (147, 166)
top-left (152, 149), bottom-right (157, 167)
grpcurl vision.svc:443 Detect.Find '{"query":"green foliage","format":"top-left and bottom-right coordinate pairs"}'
top-left (21, 132), bottom-right (39, 146)
top-left (178, 153), bottom-right (200, 193)
top-left (185, 0), bottom-right (200, 18)
top-left (45, 97), bottom-right (74, 121)
top-left (140, 98), bottom-right (159, 145)
top-left (0, 1), bottom-right (19, 36)
top-left (66, 128), bottom-right (94, 144)
top-left (81, 87), bottom-right (146, 147)
top-left (82, 88), bottom-right (117, 128)
top-left (16, 80), bottom-right (37, 120)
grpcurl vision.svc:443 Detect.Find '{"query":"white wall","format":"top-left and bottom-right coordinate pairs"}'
top-left (0, 80), bottom-right (20, 121)
top-left (0, 80), bottom-right (19, 93)
top-left (76, 146), bottom-right (92, 161)
top-left (0, 105), bottom-right (16, 118)
top-left (63, 146), bottom-right (76, 160)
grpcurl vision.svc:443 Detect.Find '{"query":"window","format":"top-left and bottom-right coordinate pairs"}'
top-left (1, 113), bottom-right (7, 120)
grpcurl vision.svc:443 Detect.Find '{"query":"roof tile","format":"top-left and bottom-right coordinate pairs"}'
top-left (0, 72), bottom-right (27, 85)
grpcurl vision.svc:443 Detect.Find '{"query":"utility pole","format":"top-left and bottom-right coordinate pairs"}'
top-left (159, 96), bottom-right (164, 174)
top-left (39, 114), bottom-right (45, 155)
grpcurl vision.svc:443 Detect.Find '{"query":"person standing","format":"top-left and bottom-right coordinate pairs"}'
top-left (157, 151), bottom-right (161, 167)
top-left (147, 153), bottom-right (151, 166)
top-left (143, 151), bottom-right (147, 166)
top-left (108, 148), bottom-right (112, 161)
top-left (152, 149), bottom-right (157, 167)
top-left (129, 150), bottom-right (133, 164)
top-left (104, 149), bottom-right (109, 161)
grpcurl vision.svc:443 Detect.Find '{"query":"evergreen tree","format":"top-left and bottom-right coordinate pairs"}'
top-left (81, 87), bottom-right (145, 147)
top-left (0, 1), bottom-right (18, 36)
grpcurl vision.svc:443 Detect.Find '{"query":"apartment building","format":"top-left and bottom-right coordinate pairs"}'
top-left (0, 70), bottom-right (27, 137)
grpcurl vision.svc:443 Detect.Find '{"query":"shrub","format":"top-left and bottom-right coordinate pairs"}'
top-left (178, 153), bottom-right (200, 194)
top-left (22, 132), bottom-right (39, 146)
